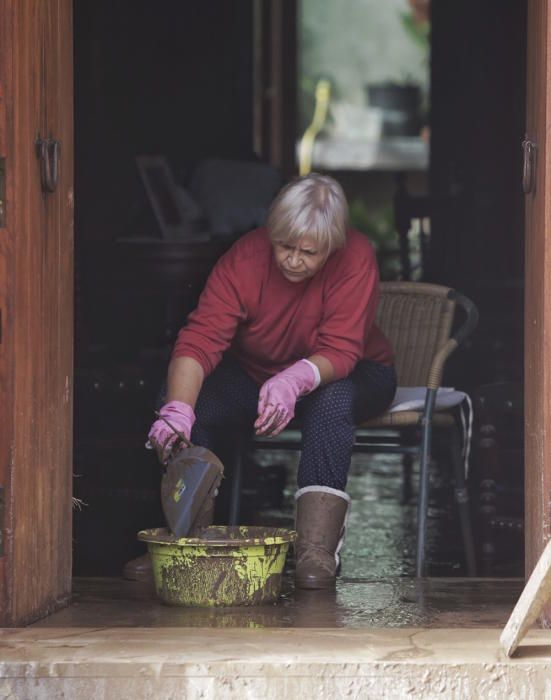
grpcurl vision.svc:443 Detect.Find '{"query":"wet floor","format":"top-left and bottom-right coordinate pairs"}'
top-left (33, 575), bottom-right (523, 629)
top-left (35, 449), bottom-right (524, 629)
top-left (243, 445), bottom-right (523, 579)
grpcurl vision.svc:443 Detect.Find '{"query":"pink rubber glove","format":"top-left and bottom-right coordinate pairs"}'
top-left (146, 400), bottom-right (196, 463)
top-left (254, 360), bottom-right (320, 437)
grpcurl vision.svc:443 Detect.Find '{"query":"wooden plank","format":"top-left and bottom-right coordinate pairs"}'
top-left (524, 0), bottom-right (551, 625)
top-left (501, 539), bottom-right (551, 656)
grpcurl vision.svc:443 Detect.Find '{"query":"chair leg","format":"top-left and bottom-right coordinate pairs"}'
top-left (229, 436), bottom-right (244, 526)
top-left (416, 388), bottom-right (437, 577)
top-left (416, 423), bottom-right (431, 577)
top-left (450, 426), bottom-right (477, 576)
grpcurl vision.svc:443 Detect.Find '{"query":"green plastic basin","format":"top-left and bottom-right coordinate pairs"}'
top-left (138, 525), bottom-right (296, 607)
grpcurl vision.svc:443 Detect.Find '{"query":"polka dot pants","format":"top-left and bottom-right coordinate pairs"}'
top-left (191, 355), bottom-right (397, 492)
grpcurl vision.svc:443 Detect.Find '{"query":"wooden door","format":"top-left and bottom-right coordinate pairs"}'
top-left (0, 0), bottom-right (73, 625)
top-left (525, 0), bottom-right (551, 622)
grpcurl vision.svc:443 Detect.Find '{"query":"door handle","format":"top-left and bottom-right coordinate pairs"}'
top-left (522, 137), bottom-right (536, 194)
top-left (36, 136), bottom-right (60, 194)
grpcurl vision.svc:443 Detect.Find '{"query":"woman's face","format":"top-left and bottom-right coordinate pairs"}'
top-left (272, 234), bottom-right (327, 283)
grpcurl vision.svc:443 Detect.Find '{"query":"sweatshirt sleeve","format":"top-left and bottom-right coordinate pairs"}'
top-left (171, 249), bottom-right (248, 376)
top-left (313, 260), bottom-right (380, 380)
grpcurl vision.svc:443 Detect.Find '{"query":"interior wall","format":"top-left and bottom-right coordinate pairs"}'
top-left (74, 0), bottom-right (254, 245)
top-left (429, 0), bottom-right (527, 389)
top-left (427, 0), bottom-right (527, 570)
top-left (72, 0), bottom-right (255, 575)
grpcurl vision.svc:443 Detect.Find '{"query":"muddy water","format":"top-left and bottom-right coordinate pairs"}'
top-left (36, 451), bottom-right (523, 629)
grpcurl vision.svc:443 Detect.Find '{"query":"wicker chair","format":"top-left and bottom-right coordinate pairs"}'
top-left (229, 281), bottom-right (479, 577)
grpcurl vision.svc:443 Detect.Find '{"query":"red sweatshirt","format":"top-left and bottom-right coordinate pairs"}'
top-left (172, 227), bottom-right (393, 385)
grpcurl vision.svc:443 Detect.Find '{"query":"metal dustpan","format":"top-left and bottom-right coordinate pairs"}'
top-left (156, 414), bottom-right (224, 538)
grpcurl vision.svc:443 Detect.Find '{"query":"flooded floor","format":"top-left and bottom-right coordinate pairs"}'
top-left (33, 576), bottom-right (523, 629)
top-left (242, 444), bottom-right (523, 578)
top-left (35, 449), bottom-right (524, 630)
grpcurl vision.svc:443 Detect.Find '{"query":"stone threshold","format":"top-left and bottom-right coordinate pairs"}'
top-left (0, 627), bottom-right (550, 699)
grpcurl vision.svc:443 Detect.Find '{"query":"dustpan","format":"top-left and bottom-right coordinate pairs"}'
top-left (155, 413), bottom-right (224, 538)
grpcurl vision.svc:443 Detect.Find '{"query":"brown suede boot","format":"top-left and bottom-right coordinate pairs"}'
top-left (294, 486), bottom-right (350, 590)
top-left (122, 553), bottom-right (153, 583)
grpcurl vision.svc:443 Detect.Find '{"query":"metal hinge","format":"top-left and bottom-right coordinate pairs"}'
top-left (522, 137), bottom-right (537, 194)
top-left (35, 135), bottom-right (60, 194)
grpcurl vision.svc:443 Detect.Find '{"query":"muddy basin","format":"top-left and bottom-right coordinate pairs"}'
top-left (138, 526), bottom-right (296, 607)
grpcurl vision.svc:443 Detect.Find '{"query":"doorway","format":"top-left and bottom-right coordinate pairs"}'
top-left (2, 0), bottom-right (549, 627)
top-left (71, 0), bottom-right (527, 583)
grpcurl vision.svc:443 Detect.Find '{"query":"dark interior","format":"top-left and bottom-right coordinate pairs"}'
top-left (73, 0), bottom-right (527, 578)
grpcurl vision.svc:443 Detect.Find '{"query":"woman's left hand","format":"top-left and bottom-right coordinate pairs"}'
top-left (254, 360), bottom-right (319, 437)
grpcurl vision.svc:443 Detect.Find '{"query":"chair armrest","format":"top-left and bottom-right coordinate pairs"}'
top-left (427, 339), bottom-right (458, 390)
top-left (448, 291), bottom-right (479, 346)
top-left (426, 290), bottom-right (479, 390)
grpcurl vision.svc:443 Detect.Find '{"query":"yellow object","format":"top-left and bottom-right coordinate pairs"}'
top-left (138, 526), bottom-right (296, 607)
top-left (298, 79), bottom-right (331, 175)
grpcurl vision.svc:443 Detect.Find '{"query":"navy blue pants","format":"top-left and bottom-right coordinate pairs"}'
top-left (191, 355), bottom-right (397, 492)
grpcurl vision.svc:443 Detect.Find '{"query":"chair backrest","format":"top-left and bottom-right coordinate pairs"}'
top-left (377, 281), bottom-right (456, 386)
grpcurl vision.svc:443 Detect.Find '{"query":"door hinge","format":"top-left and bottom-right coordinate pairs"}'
top-left (35, 135), bottom-right (60, 194)
top-left (522, 137), bottom-right (537, 194)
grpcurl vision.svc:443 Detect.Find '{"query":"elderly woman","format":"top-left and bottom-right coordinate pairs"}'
top-left (147, 173), bottom-right (396, 589)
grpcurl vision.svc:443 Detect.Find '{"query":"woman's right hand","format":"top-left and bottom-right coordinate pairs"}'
top-left (146, 400), bottom-right (196, 463)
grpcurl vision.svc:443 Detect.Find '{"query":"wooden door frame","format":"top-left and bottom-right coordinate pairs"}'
top-left (0, 0), bottom-right (73, 626)
top-left (525, 0), bottom-right (551, 624)
top-left (0, 0), bottom-right (15, 624)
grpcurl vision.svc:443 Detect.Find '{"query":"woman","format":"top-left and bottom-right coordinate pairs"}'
top-left (148, 173), bottom-right (396, 589)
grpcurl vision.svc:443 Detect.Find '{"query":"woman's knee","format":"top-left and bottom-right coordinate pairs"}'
top-left (194, 358), bottom-right (259, 428)
top-left (301, 379), bottom-right (355, 428)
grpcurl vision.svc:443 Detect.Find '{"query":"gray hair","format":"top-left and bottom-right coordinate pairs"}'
top-left (266, 173), bottom-right (348, 256)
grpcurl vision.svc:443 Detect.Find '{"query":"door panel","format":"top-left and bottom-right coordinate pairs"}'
top-left (525, 0), bottom-right (551, 622)
top-left (0, 0), bottom-right (73, 626)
